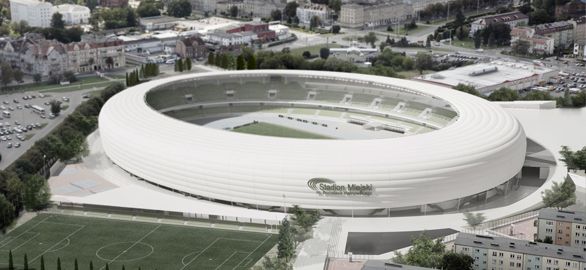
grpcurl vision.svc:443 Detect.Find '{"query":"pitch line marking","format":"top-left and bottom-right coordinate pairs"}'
top-left (98, 224), bottom-right (161, 270)
top-left (0, 216), bottom-right (51, 248)
top-left (47, 238), bottom-right (71, 253)
top-left (10, 232), bottom-right (40, 252)
top-left (214, 251), bottom-right (238, 270)
top-left (181, 250), bottom-right (202, 266)
top-left (232, 235), bottom-right (271, 270)
top-left (30, 225), bottom-right (86, 263)
top-left (179, 238), bottom-right (221, 270)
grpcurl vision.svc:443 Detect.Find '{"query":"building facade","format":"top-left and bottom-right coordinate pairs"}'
top-left (175, 36), bottom-right (208, 59)
top-left (339, 2), bottom-right (413, 29)
top-left (455, 233), bottom-right (586, 270)
top-left (536, 209), bottom-right (586, 248)
top-left (226, 22), bottom-right (276, 43)
top-left (54, 4), bottom-right (91, 25)
top-left (0, 34), bottom-right (125, 77)
top-left (99, 0), bottom-right (128, 8)
top-left (572, 16), bottom-right (586, 46)
top-left (534, 21), bottom-right (575, 49)
top-left (9, 0), bottom-right (54, 28)
top-left (469, 11), bottom-right (528, 37)
top-left (296, 3), bottom-right (331, 26)
top-left (511, 27), bottom-right (555, 55)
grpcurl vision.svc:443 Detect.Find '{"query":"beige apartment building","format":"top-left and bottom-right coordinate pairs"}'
top-left (339, 2), bottom-right (413, 29)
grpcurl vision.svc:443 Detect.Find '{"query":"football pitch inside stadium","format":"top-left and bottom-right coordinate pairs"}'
top-left (0, 214), bottom-right (277, 270)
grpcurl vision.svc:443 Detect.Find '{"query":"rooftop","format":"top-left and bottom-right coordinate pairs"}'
top-left (538, 208), bottom-right (586, 224)
top-left (535, 21), bottom-right (574, 35)
top-left (416, 61), bottom-right (554, 92)
top-left (455, 233), bottom-right (586, 262)
top-left (362, 261), bottom-right (434, 270)
top-left (478, 11), bottom-right (528, 24)
top-left (139, 15), bottom-right (181, 25)
top-left (54, 4), bottom-right (90, 13)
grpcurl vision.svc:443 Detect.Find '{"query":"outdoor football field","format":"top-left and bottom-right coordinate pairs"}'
top-left (0, 214), bottom-right (277, 270)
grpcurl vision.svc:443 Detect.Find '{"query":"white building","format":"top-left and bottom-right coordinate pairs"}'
top-left (9, 0), bottom-right (54, 28)
top-left (339, 2), bottom-right (413, 29)
top-left (296, 3), bottom-right (331, 26)
top-left (268, 24), bottom-right (290, 40)
top-left (54, 4), bottom-right (90, 25)
top-left (416, 60), bottom-right (557, 95)
top-left (206, 30), bottom-right (256, 46)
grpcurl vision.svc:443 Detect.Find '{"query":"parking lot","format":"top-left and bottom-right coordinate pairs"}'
top-left (532, 70), bottom-right (586, 98)
top-left (0, 90), bottom-right (89, 170)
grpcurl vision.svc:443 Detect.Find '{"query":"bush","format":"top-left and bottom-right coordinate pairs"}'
top-left (63, 71), bottom-right (78, 83)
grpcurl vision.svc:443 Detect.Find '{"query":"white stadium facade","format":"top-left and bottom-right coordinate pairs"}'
top-left (98, 70), bottom-right (530, 216)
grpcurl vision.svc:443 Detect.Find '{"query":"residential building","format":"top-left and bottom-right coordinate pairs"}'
top-left (329, 46), bottom-right (378, 63)
top-left (469, 11), bottom-right (528, 37)
top-left (99, 0), bottom-right (128, 8)
top-left (555, 0), bottom-right (586, 20)
top-left (339, 2), bottom-right (413, 29)
top-left (455, 233), bottom-right (586, 270)
top-left (54, 4), bottom-right (91, 25)
top-left (9, 0), bottom-right (54, 28)
top-left (296, 3), bottom-right (331, 26)
top-left (534, 21), bottom-right (575, 49)
top-left (571, 16), bottom-right (586, 46)
top-left (216, 0), bottom-right (244, 15)
top-left (406, 0), bottom-right (449, 12)
top-left (0, 34), bottom-right (125, 76)
top-left (536, 209), bottom-right (586, 248)
top-left (226, 21), bottom-right (276, 43)
top-left (175, 35), bottom-right (208, 59)
top-left (191, 0), bottom-right (217, 13)
top-left (511, 27), bottom-right (555, 55)
top-left (139, 16), bottom-right (181, 31)
top-left (241, 0), bottom-right (284, 19)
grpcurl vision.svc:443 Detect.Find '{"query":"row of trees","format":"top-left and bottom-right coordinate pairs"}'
top-left (174, 58), bottom-right (192, 72)
top-left (126, 63), bottom-right (160, 86)
top-left (393, 234), bottom-right (474, 269)
top-left (0, 82), bottom-right (126, 232)
top-left (208, 51), bottom-right (257, 70)
top-left (6, 251), bottom-right (134, 270)
top-left (453, 84), bottom-right (586, 108)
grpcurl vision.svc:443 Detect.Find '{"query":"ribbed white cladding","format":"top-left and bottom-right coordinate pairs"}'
top-left (99, 70), bottom-right (526, 210)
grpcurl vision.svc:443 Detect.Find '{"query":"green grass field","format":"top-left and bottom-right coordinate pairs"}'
top-left (290, 43), bottom-right (342, 57)
top-left (0, 214), bottom-right (277, 270)
top-left (5, 77), bottom-right (118, 93)
top-left (233, 122), bottom-right (331, 139)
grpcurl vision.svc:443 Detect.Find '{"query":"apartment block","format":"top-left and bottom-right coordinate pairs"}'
top-left (537, 209), bottom-right (586, 248)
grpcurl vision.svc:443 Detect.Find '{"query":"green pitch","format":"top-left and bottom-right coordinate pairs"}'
top-left (0, 214), bottom-right (277, 270)
top-left (233, 122), bottom-right (332, 139)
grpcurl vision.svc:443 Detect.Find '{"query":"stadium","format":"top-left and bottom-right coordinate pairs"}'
top-left (98, 70), bottom-right (530, 216)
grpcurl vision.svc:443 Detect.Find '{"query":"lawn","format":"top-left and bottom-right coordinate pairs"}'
top-left (0, 214), bottom-right (277, 270)
top-left (233, 122), bottom-right (331, 139)
top-left (290, 43), bottom-right (342, 57)
top-left (5, 77), bottom-right (118, 93)
top-left (387, 24), bottom-right (432, 36)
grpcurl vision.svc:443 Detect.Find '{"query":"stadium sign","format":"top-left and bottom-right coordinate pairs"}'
top-left (307, 178), bottom-right (374, 196)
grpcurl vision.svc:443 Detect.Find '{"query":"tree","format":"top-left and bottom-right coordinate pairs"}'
top-left (542, 176), bottom-right (576, 209)
top-left (512, 39), bottom-right (531, 55)
top-left (440, 252), bottom-right (473, 270)
top-left (74, 258), bottom-right (78, 270)
top-left (8, 250), bottom-right (14, 270)
top-left (302, 51), bottom-right (312, 59)
top-left (455, 9), bottom-right (466, 26)
top-left (463, 212), bottom-right (486, 229)
top-left (33, 73), bottom-right (42, 84)
top-left (271, 9), bottom-right (282, 21)
top-left (453, 83), bottom-right (481, 96)
top-left (488, 87), bottom-right (519, 101)
top-left (309, 15), bottom-right (321, 30)
top-left (87, 0), bottom-right (98, 11)
top-left (236, 55), bottom-right (245, 70)
top-left (393, 234), bottom-right (446, 268)
top-left (328, 0), bottom-right (341, 13)
top-left (559, 146), bottom-right (577, 171)
top-left (247, 54), bottom-right (256, 69)
top-left (207, 52), bottom-right (215, 65)
top-left (64, 71), bottom-right (77, 82)
top-left (0, 194), bottom-right (15, 231)
top-left (13, 69), bottom-right (23, 83)
top-left (24, 253), bottom-right (29, 270)
top-left (473, 31), bottom-right (482, 49)
top-left (168, 0), bottom-right (192, 17)
top-left (185, 58), bottom-right (192, 71)
top-left (57, 257), bottom-right (62, 270)
top-left (277, 218), bottom-right (295, 262)
top-left (40, 256), bottom-right (45, 270)
top-left (319, 47), bottom-right (330, 59)
top-left (364, 32), bottom-right (378, 48)
top-left (1, 62), bottom-right (14, 87)
top-left (89, 261), bottom-right (93, 270)
top-left (283, 2), bottom-right (298, 20)
top-left (51, 12), bottom-right (65, 29)
top-left (255, 256), bottom-right (293, 270)
top-left (331, 25), bottom-right (340, 34)
top-left (50, 100), bottom-right (62, 116)
top-left (23, 174), bottom-right (51, 210)
top-left (137, 1), bottom-right (161, 17)
top-left (229, 5), bottom-right (239, 17)
top-left (414, 52), bottom-right (433, 74)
